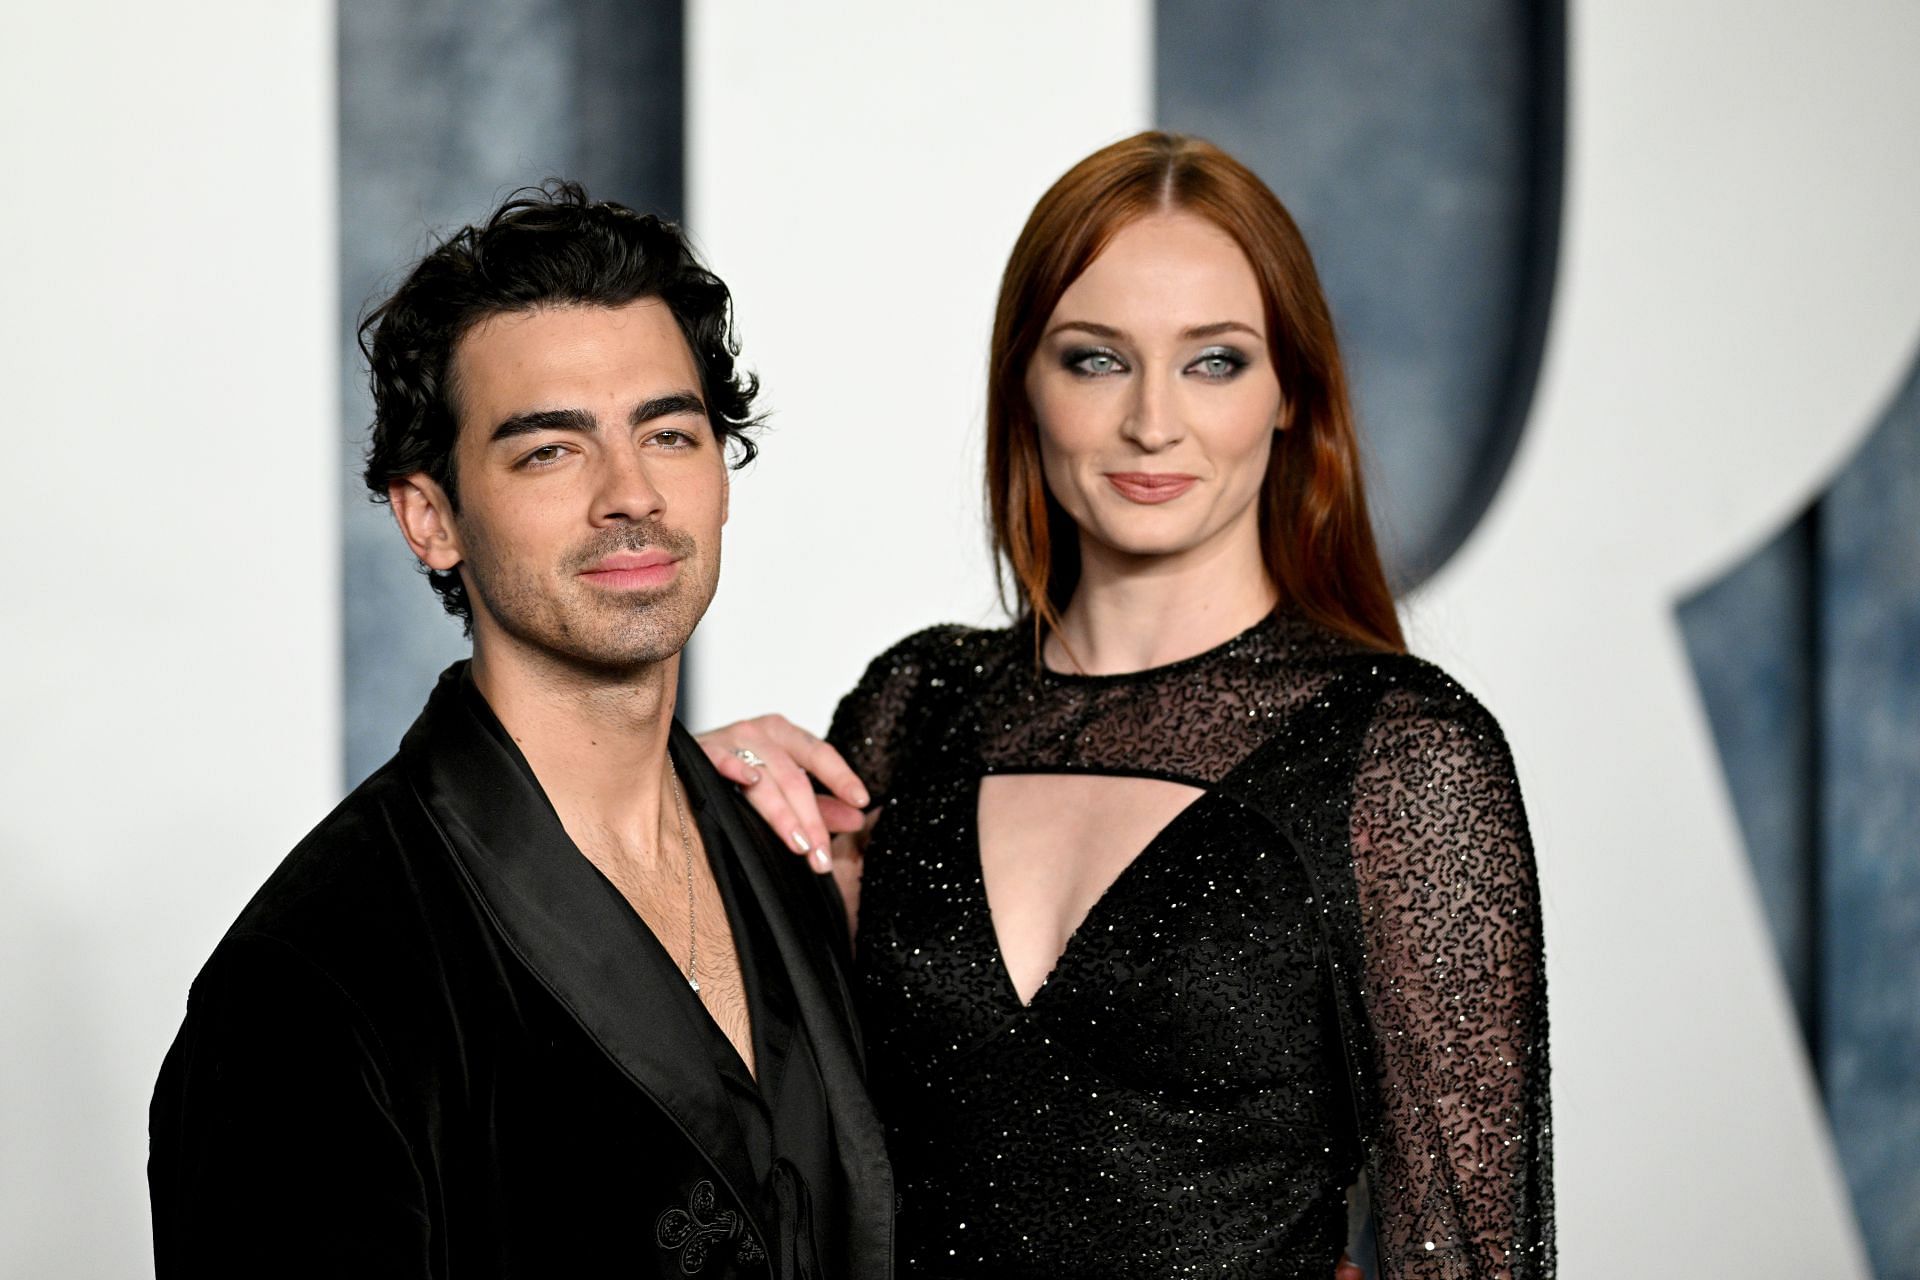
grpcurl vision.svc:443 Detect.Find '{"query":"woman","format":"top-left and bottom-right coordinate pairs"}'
top-left (703, 132), bottom-right (1553, 1279)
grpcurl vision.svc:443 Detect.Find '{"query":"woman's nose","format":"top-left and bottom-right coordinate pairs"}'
top-left (1120, 372), bottom-right (1184, 451)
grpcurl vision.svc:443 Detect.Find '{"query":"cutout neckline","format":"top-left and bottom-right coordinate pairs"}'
top-left (972, 770), bottom-right (1212, 1008)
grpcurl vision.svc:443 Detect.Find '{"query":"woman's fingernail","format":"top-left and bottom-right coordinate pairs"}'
top-left (853, 787), bottom-right (871, 808)
top-left (745, 770), bottom-right (761, 785)
top-left (791, 830), bottom-right (811, 853)
top-left (811, 849), bottom-right (833, 874)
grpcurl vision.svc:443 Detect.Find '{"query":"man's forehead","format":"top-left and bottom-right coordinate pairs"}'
top-left (452, 298), bottom-right (697, 405)
top-left (446, 301), bottom-right (703, 441)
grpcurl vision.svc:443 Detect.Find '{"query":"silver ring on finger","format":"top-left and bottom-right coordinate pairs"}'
top-left (732, 747), bottom-right (770, 771)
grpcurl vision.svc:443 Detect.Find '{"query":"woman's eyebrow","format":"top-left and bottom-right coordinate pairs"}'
top-left (1182, 321), bottom-right (1262, 340)
top-left (1045, 320), bottom-right (1263, 342)
top-left (1046, 320), bottom-right (1125, 341)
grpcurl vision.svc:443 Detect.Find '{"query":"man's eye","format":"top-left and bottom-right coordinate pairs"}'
top-left (651, 429), bottom-right (695, 449)
top-left (522, 444), bottom-right (567, 467)
top-left (1065, 347), bottom-right (1127, 377)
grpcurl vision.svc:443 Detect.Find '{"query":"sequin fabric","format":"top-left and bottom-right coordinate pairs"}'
top-left (827, 610), bottom-right (1554, 1279)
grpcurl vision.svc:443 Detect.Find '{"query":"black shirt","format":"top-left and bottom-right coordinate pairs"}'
top-left (693, 771), bottom-right (841, 1277)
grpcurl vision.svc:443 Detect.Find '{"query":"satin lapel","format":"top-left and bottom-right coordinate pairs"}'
top-left (669, 725), bottom-right (896, 1279)
top-left (398, 665), bottom-right (761, 1218)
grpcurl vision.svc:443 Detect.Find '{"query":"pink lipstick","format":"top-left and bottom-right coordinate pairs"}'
top-left (1106, 472), bottom-right (1197, 504)
top-left (580, 548), bottom-right (680, 590)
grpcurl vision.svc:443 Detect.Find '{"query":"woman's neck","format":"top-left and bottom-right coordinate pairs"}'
top-left (1048, 527), bottom-right (1278, 676)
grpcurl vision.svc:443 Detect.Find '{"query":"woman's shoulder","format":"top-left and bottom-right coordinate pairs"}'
top-left (831, 622), bottom-right (1011, 737)
top-left (1351, 649), bottom-right (1497, 714)
top-left (846, 621), bottom-right (1014, 698)
top-left (1379, 653), bottom-right (1507, 735)
top-left (864, 621), bottom-right (1010, 672)
top-left (1256, 609), bottom-right (1474, 712)
top-left (1333, 650), bottom-right (1522, 807)
top-left (1293, 624), bottom-right (1504, 733)
top-left (829, 622), bottom-right (1014, 795)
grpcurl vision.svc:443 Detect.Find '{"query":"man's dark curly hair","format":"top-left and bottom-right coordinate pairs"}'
top-left (359, 180), bottom-right (762, 628)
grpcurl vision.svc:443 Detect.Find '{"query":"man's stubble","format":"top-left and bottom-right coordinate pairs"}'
top-left (458, 514), bottom-right (720, 675)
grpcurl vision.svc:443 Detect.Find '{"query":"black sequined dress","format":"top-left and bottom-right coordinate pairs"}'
top-left (827, 610), bottom-right (1553, 1280)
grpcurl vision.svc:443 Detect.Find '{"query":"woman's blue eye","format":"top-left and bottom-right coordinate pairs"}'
top-left (1065, 347), bottom-right (1127, 377)
top-left (1190, 348), bottom-right (1249, 379)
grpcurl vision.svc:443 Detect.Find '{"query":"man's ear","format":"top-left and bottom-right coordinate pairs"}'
top-left (389, 474), bottom-right (464, 572)
top-left (720, 459), bottom-right (731, 527)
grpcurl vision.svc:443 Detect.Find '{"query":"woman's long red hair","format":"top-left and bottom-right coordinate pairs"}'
top-left (987, 131), bottom-right (1404, 654)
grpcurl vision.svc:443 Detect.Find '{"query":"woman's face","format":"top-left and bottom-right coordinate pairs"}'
top-left (1025, 210), bottom-right (1283, 575)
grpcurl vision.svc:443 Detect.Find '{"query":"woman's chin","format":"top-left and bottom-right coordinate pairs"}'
top-left (1083, 528), bottom-right (1211, 566)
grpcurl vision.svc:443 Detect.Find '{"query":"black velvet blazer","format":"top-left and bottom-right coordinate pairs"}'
top-left (149, 664), bottom-right (894, 1279)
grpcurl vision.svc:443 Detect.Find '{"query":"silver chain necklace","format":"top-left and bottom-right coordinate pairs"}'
top-left (666, 763), bottom-right (699, 993)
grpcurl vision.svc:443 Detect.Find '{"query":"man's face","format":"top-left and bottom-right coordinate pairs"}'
top-left (408, 299), bottom-right (727, 672)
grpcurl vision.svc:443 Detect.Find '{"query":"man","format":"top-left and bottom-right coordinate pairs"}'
top-left (149, 183), bottom-right (891, 1278)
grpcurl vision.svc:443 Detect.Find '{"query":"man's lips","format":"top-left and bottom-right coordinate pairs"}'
top-left (579, 549), bottom-right (681, 590)
top-left (1105, 472), bottom-right (1198, 504)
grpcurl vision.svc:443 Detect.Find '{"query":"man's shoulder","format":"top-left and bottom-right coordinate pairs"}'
top-left (210, 755), bottom-right (459, 987)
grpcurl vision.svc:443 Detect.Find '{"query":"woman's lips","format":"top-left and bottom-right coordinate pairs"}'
top-left (580, 549), bottom-right (680, 590)
top-left (1105, 472), bottom-right (1198, 504)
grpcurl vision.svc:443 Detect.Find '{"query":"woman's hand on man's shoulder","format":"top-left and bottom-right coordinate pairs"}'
top-left (697, 715), bottom-right (871, 872)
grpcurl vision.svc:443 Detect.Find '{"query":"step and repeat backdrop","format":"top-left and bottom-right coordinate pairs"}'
top-left (3, 2), bottom-right (1915, 1276)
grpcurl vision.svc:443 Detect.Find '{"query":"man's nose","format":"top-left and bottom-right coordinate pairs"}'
top-left (590, 441), bottom-right (667, 524)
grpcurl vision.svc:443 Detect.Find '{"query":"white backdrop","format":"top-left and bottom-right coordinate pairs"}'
top-left (688, 2), bottom-right (1153, 729)
top-left (0, 4), bottom-right (338, 1277)
top-left (1415, 1), bottom-right (1920, 1272)
top-left (2, 1), bottom-right (1915, 1276)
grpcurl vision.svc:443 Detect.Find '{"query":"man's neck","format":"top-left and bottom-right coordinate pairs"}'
top-left (470, 637), bottom-right (680, 865)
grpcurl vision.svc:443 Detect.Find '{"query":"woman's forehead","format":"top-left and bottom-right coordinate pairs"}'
top-left (1054, 212), bottom-right (1262, 332)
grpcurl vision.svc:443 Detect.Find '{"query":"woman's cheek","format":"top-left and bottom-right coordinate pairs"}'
top-left (1035, 423), bottom-right (1088, 519)
top-left (1036, 400), bottom-right (1101, 486)
top-left (1230, 407), bottom-right (1279, 486)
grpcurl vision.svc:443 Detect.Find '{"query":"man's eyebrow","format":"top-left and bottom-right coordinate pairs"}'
top-left (486, 392), bottom-right (705, 444)
top-left (490, 407), bottom-right (596, 443)
top-left (630, 391), bottom-right (708, 426)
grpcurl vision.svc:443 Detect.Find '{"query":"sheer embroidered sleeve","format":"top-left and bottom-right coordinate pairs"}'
top-left (1348, 674), bottom-right (1555, 1279)
top-left (827, 626), bottom-right (968, 808)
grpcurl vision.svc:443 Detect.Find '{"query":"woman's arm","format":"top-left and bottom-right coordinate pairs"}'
top-left (1348, 683), bottom-right (1555, 1280)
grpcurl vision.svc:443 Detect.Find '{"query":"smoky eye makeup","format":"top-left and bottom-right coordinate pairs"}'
top-left (1188, 345), bottom-right (1252, 379)
top-left (1061, 345), bottom-right (1129, 377)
